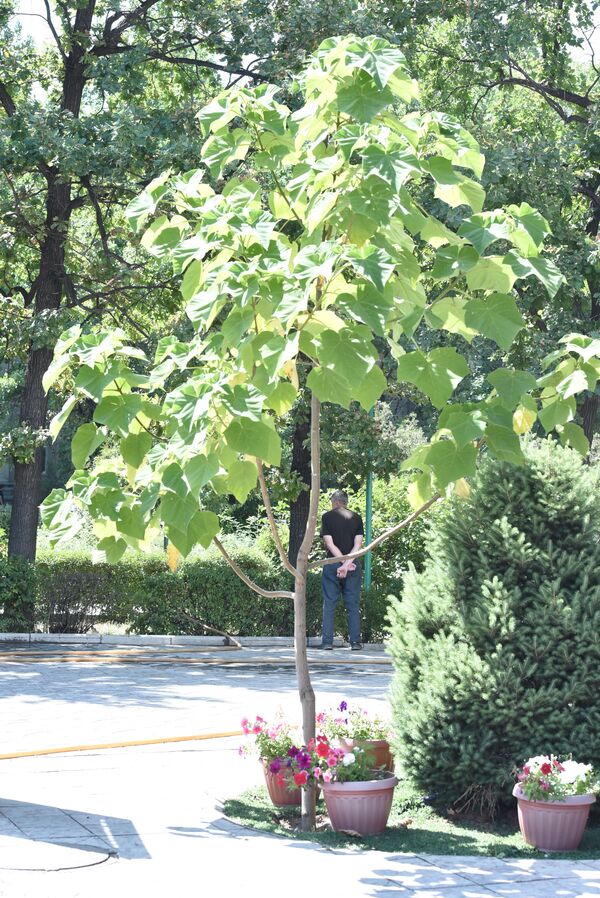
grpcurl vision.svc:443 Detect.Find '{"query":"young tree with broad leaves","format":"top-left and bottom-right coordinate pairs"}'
top-left (41, 35), bottom-right (600, 830)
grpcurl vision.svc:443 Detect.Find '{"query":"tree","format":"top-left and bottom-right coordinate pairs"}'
top-left (388, 438), bottom-right (600, 817)
top-left (40, 34), bottom-right (600, 829)
top-left (390, 0), bottom-right (600, 443)
top-left (4, 0), bottom-right (391, 567)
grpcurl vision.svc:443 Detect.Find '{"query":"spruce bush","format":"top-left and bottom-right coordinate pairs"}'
top-left (388, 439), bottom-right (600, 817)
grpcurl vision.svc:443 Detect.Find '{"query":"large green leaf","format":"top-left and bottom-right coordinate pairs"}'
top-left (201, 128), bottom-right (251, 179)
top-left (307, 366), bottom-right (353, 408)
top-left (426, 296), bottom-right (477, 342)
top-left (487, 368), bottom-right (537, 408)
top-left (464, 293), bottom-right (525, 350)
top-left (345, 38), bottom-right (408, 88)
top-left (424, 440), bottom-right (478, 489)
top-left (120, 432), bottom-right (152, 468)
top-left (226, 459), bottom-right (258, 502)
top-left (40, 489), bottom-right (82, 545)
top-left (505, 253), bottom-right (565, 298)
top-left (353, 364), bottom-right (387, 410)
top-left (361, 145), bottom-right (419, 191)
top-left (224, 418), bottom-right (281, 466)
top-left (485, 424), bottom-right (524, 464)
top-left (466, 258), bottom-right (517, 294)
top-left (396, 348), bottom-right (469, 409)
top-left (93, 394), bottom-right (142, 438)
top-left (337, 70), bottom-right (393, 122)
top-left (72, 423), bottom-right (105, 469)
top-left (438, 407), bottom-right (486, 447)
top-left (426, 157), bottom-right (485, 212)
top-left (49, 395), bottom-right (77, 440)
top-left (184, 454), bottom-right (220, 497)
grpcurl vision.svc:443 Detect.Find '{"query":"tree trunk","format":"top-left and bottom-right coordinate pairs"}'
top-left (294, 392), bottom-right (320, 832)
top-left (288, 414), bottom-right (311, 566)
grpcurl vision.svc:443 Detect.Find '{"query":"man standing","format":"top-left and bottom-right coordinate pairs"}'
top-left (318, 489), bottom-right (364, 650)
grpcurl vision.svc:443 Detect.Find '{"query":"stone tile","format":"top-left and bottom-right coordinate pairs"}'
top-left (377, 857), bottom-right (478, 891)
top-left (66, 811), bottom-right (140, 837)
top-left (405, 887), bottom-right (498, 898)
top-left (487, 879), bottom-right (597, 897)
top-left (427, 854), bottom-right (588, 886)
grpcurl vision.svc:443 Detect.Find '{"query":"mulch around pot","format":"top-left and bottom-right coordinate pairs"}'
top-left (223, 780), bottom-right (600, 858)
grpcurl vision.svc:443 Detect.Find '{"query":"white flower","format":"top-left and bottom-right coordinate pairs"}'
top-left (525, 755), bottom-right (551, 769)
top-left (342, 752), bottom-right (356, 766)
top-left (559, 761), bottom-right (592, 785)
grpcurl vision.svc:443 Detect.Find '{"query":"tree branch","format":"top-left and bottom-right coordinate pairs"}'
top-left (43, 0), bottom-right (68, 63)
top-left (256, 460), bottom-right (297, 576)
top-left (0, 82), bottom-right (16, 116)
top-left (307, 494), bottom-right (440, 570)
top-left (213, 537), bottom-right (294, 600)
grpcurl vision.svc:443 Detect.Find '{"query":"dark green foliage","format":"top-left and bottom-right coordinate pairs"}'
top-left (388, 439), bottom-right (600, 817)
top-left (0, 555), bottom-right (36, 631)
top-left (8, 548), bottom-right (387, 638)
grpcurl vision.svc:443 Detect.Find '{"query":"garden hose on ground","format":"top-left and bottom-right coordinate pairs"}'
top-left (0, 729), bottom-right (244, 761)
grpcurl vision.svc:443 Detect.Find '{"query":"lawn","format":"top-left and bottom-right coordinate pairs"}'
top-left (224, 778), bottom-right (600, 859)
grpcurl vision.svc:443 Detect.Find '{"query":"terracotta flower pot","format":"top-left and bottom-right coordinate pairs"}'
top-left (512, 783), bottom-right (596, 852)
top-left (338, 738), bottom-right (394, 772)
top-left (322, 772), bottom-right (398, 835)
top-left (261, 760), bottom-right (301, 807)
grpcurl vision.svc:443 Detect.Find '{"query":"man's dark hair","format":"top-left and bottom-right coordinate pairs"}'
top-left (330, 489), bottom-right (348, 505)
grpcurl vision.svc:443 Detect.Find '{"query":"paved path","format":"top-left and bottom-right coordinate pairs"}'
top-left (0, 644), bottom-right (598, 897)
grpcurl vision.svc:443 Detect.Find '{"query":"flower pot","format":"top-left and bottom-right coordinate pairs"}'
top-left (322, 772), bottom-right (398, 835)
top-left (512, 784), bottom-right (596, 852)
top-left (261, 760), bottom-right (301, 807)
top-left (338, 738), bottom-right (394, 772)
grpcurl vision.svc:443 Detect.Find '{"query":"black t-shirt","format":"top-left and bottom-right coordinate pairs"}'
top-left (320, 507), bottom-right (364, 557)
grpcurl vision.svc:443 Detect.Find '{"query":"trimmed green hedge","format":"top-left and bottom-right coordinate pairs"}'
top-left (0, 547), bottom-right (390, 639)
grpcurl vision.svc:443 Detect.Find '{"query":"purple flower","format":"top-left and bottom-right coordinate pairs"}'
top-left (288, 746), bottom-right (299, 758)
top-left (339, 701), bottom-right (348, 712)
top-left (297, 751), bottom-right (311, 770)
top-left (269, 758), bottom-right (282, 774)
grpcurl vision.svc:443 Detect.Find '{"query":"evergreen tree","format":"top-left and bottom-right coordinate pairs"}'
top-left (388, 438), bottom-right (600, 816)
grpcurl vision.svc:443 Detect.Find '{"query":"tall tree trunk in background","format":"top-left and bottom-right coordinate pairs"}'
top-left (7, 1), bottom-right (95, 581)
top-left (288, 410), bottom-right (311, 567)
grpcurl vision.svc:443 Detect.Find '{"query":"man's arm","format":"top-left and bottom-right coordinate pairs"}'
top-left (323, 535), bottom-right (359, 577)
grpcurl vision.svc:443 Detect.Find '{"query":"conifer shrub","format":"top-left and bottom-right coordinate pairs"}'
top-left (388, 439), bottom-right (600, 817)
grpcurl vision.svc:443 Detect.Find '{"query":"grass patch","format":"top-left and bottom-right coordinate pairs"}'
top-left (223, 779), bottom-right (600, 858)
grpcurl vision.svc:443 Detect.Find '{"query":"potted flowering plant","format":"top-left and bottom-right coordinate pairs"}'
top-left (513, 755), bottom-right (599, 851)
top-left (240, 715), bottom-right (301, 807)
top-left (281, 735), bottom-right (397, 835)
top-left (318, 701), bottom-right (393, 772)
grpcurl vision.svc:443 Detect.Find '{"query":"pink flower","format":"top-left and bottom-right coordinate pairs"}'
top-left (540, 780), bottom-right (550, 790)
top-left (522, 765), bottom-right (530, 775)
top-left (327, 754), bottom-right (338, 767)
top-left (253, 725), bottom-right (262, 734)
top-left (322, 769), bottom-right (332, 783)
top-left (313, 766), bottom-right (323, 780)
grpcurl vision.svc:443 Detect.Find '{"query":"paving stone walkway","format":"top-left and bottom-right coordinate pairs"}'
top-left (0, 642), bottom-right (598, 897)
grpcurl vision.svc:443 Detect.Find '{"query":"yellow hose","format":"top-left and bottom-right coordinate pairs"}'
top-left (0, 729), bottom-right (244, 761)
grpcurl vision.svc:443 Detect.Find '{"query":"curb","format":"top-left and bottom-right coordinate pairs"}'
top-left (0, 633), bottom-right (365, 648)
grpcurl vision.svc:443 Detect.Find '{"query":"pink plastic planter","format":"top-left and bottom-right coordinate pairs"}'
top-left (513, 783), bottom-right (596, 851)
top-left (262, 760), bottom-right (301, 807)
top-left (322, 772), bottom-right (398, 835)
top-left (337, 738), bottom-right (394, 772)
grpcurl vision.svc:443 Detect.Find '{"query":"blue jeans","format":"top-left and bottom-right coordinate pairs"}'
top-left (321, 561), bottom-right (362, 646)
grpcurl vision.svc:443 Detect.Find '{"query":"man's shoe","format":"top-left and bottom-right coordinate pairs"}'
top-left (350, 642), bottom-right (363, 651)
top-left (316, 643), bottom-right (334, 650)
